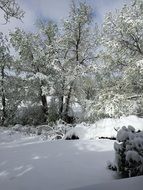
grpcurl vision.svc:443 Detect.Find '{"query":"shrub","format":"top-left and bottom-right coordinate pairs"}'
top-left (14, 105), bottom-right (47, 125)
top-left (112, 126), bottom-right (143, 177)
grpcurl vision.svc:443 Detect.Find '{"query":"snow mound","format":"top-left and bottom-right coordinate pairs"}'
top-left (64, 123), bottom-right (89, 140)
top-left (65, 115), bottom-right (143, 140)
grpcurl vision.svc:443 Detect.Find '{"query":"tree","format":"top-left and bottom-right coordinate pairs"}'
top-left (102, 0), bottom-right (143, 84)
top-left (54, 1), bottom-right (98, 122)
top-left (10, 21), bottom-right (58, 122)
top-left (102, 0), bottom-right (143, 60)
top-left (0, 0), bottom-right (24, 23)
top-left (98, 0), bottom-right (143, 117)
top-left (0, 32), bottom-right (23, 125)
top-left (0, 32), bottom-right (10, 125)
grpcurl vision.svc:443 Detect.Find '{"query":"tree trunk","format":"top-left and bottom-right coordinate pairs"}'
top-left (64, 82), bottom-right (73, 118)
top-left (39, 85), bottom-right (48, 122)
top-left (59, 79), bottom-right (65, 118)
top-left (1, 66), bottom-right (6, 126)
top-left (36, 65), bottom-right (48, 122)
top-left (63, 23), bottom-right (81, 122)
top-left (59, 95), bottom-right (64, 117)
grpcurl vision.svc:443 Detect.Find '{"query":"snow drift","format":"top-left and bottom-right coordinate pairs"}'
top-left (65, 115), bottom-right (143, 140)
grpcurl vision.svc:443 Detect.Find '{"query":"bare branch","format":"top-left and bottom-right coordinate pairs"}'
top-left (0, 0), bottom-right (24, 23)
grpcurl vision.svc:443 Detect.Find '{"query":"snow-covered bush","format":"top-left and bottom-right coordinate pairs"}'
top-left (48, 121), bottom-right (72, 140)
top-left (64, 123), bottom-right (90, 140)
top-left (113, 126), bottom-right (143, 177)
top-left (84, 93), bottom-right (142, 123)
top-left (11, 120), bottom-right (73, 140)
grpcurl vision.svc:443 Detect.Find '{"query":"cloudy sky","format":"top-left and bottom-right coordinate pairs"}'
top-left (0, 0), bottom-right (132, 34)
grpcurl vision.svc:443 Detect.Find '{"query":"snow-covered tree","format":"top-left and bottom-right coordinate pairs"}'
top-left (102, 0), bottom-right (143, 63)
top-left (95, 0), bottom-right (143, 118)
top-left (54, 1), bottom-right (98, 122)
top-left (0, 32), bottom-right (11, 125)
top-left (0, 32), bottom-right (23, 125)
top-left (10, 21), bottom-right (58, 122)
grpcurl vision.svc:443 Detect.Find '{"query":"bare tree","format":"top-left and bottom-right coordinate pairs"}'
top-left (0, 0), bottom-right (24, 23)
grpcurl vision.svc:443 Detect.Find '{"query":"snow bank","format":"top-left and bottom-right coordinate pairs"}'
top-left (65, 115), bottom-right (143, 140)
top-left (64, 123), bottom-right (89, 140)
top-left (1, 115), bottom-right (143, 141)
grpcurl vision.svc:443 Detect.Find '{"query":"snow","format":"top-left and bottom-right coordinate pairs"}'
top-left (0, 124), bottom-right (143, 190)
top-left (70, 176), bottom-right (143, 190)
top-left (65, 115), bottom-right (143, 140)
top-left (0, 129), bottom-right (115, 190)
top-left (0, 128), bottom-right (42, 146)
top-left (2, 115), bottom-right (143, 141)
top-left (116, 126), bottom-right (132, 142)
top-left (126, 150), bottom-right (141, 163)
top-left (64, 123), bottom-right (89, 140)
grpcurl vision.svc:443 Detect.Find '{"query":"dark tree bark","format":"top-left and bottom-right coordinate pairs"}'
top-left (59, 95), bottom-right (64, 117)
top-left (64, 82), bottom-right (73, 117)
top-left (59, 78), bottom-right (65, 118)
top-left (1, 65), bottom-right (6, 126)
top-left (35, 64), bottom-right (48, 122)
top-left (39, 85), bottom-right (48, 122)
top-left (63, 81), bottom-right (76, 124)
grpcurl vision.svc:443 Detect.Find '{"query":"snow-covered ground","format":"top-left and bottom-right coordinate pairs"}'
top-left (71, 175), bottom-right (143, 190)
top-left (0, 129), bottom-right (114, 190)
top-left (0, 115), bottom-right (143, 190)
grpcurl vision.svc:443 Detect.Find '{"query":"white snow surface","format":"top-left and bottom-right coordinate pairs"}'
top-left (0, 128), bottom-right (114, 190)
top-left (0, 127), bottom-right (143, 190)
top-left (70, 175), bottom-right (143, 190)
top-left (65, 115), bottom-right (143, 139)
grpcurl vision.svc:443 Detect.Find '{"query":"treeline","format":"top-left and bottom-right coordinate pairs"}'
top-left (0, 0), bottom-right (143, 126)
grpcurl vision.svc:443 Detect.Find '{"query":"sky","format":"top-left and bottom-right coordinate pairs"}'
top-left (0, 0), bottom-right (132, 35)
